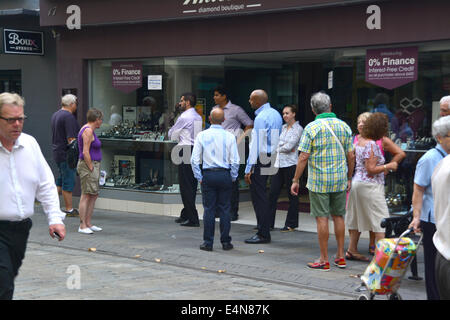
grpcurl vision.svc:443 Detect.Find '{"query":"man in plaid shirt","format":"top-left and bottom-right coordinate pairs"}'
top-left (291, 92), bottom-right (355, 271)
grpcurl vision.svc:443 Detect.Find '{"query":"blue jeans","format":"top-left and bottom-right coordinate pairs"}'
top-left (201, 170), bottom-right (232, 246)
top-left (55, 161), bottom-right (77, 192)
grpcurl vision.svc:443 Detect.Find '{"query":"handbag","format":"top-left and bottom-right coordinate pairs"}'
top-left (66, 139), bottom-right (79, 169)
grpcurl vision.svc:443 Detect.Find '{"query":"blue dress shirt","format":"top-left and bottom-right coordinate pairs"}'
top-left (414, 144), bottom-right (448, 224)
top-left (245, 103), bottom-right (282, 174)
top-left (191, 125), bottom-right (240, 182)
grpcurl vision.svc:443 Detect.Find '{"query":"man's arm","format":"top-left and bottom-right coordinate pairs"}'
top-left (346, 150), bottom-right (355, 192)
top-left (191, 135), bottom-right (203, 183)
top-left (32, 138), bottom-right (66, 240)
top-left (290, 152), bottom-right (309, 196)
top-left (409, 183), bottom-right (425, 232)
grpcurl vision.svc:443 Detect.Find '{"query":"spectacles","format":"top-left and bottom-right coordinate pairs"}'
top-left (0, 115), bottom-right (28, 124)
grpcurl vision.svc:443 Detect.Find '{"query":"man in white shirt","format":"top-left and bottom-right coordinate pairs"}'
top-left (0, 92), bottom-right (66, 300)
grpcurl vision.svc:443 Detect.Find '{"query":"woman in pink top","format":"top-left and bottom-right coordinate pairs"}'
top-left (347, 112), bottom-right (405, 260)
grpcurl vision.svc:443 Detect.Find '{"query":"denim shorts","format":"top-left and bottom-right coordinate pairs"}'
top-left (55, 161), bottom-right (77, 192)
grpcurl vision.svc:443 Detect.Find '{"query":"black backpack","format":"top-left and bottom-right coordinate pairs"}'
top-left (67, 139), bottom-right (79, 169)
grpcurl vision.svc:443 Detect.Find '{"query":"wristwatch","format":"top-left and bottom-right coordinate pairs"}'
top-left (292, 178), bottom-right (299, 183)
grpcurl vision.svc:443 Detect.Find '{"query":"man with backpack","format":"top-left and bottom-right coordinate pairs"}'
top-left (51, 94), bottom-right (80, 217)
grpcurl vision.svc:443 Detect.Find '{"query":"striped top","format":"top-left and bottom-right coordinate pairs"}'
top-left (298, 113), bottom-right (353, 193)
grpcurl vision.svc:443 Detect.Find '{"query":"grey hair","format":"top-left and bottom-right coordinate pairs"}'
top-left (440, 96), bottom-right (450, 110)
top-left (432, 115), bottom-right (450, 140)
top-left (310, 92), bottom-right (331, 114)
top-left (61, 94), bottom-right (77, 107)
top-left (0, 92), bottom-right (25, 114)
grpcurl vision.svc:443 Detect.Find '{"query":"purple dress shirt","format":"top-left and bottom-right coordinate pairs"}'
top-left (168, 107), bottom-right (203, 146)
top-left (213, 101), bottom-right (253, 136)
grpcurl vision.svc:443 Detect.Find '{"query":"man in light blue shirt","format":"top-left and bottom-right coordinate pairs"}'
top-left (244, 90), bottom-right (282, 244)
top-left (191, 108), bottom-right (240, 251)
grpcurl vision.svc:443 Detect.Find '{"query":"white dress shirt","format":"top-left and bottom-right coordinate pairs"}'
top-left (0, 133), bottom-right (65, 225)
top-left (191, 124), bottom-right (240, 182)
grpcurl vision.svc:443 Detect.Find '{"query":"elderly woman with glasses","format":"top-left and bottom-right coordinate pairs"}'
top-left (409, 115), bottom-right (450, 300)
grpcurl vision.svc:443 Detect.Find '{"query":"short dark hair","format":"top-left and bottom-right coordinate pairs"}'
top-left (213, 85), bottom-right (228, 99)
top-left (87, 108), bottom-right (103, 122)
top-left (284, 104), bottom-right (297, 114)
top-left (361, 112), bottom-right (388, 140)
top-left (374, 93), bottom-right (390, 106)
top-left (181, 92), bottom-right (197, 107)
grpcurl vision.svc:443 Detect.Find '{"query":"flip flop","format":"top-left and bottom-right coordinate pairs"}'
top-left (345, 251), bottom-right (370, 262)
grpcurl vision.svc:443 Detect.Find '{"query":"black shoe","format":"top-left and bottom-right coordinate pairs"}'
top-left (231, 215), bottom-right (238, 221)
top-left (200, 243), bottom-right (213, 251)
top-left (280, 226), bottom-right (295, 232)
top-left (63, 208), bottom-right (79, 217)
top-left (175, 217), bottom-right (187, 223)
top-left (222, 242), bottom-right (234, 251)
top-left (245, 234), bottom-right (271, 244)
top-left (180, 220), bottom-right (200, 227)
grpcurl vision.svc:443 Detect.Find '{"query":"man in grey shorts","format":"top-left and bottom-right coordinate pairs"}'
top-left (291, 92), bottom-right (355, 271)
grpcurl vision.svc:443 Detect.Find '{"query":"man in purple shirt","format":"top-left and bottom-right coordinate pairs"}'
top-left (212, 86), bottom-right (253, 221)
top-left (169, 92), bottom-right (203, 227)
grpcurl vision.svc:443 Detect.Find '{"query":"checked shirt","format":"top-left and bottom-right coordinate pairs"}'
top-left (298, 113), bottom-right (353, 193)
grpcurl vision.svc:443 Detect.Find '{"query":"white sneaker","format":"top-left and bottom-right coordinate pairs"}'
top-left (89, 226), bottom-right (102, 232)
top-left (78, 227), bottom-right (93, 234)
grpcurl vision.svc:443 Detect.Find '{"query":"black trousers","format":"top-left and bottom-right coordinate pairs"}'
top-left (250, 159), bottom-right (275, 239)
top-left (422, 221), bottom-right (440, 300)
top-left (230, 179), bottom-right (239, 218)
top-left (435, 251), bottom-right (450, 300)
top-left (268, 165), bottom-right (299, 228)
top-left (178, 162), bottom-right (199, 224)
top-left (0, 218), bottom-right (32, 300)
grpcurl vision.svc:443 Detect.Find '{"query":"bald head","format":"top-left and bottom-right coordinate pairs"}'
top-left (210, 108), bottom-right (225, 125)
top-left (249, 89), bottom-right (268, 109)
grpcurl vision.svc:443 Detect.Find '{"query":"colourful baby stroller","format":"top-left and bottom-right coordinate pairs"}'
top-left (356, 228), bottom-right (423, 300)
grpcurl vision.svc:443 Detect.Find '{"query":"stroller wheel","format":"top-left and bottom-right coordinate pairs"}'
top-left (357, 294), bottom-right (369, 300)
top-left (389, 293), bottom-right (402, 300)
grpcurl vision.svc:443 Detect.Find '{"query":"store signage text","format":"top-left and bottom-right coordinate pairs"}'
top-left (112, 62), bottom-right (143, 93)
top-left (366, 5), bottom-right (381, 30)
top-left (3, 29), bottom-right (44, 55)
top-left (365, 47), bottom-right (418, 90)
top-left (66, 5), bottom-right (81, 30)
top-left (182, 0), bottom-right (256, 15)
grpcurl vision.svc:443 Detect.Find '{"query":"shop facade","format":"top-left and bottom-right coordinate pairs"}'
top-left (1, 2), bottom-right (58, 167)
top-left (39, 0), bottom-right (450, 214)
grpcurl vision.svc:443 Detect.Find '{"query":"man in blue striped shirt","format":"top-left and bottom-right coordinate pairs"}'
top-left (191, 108), bottom-right (240, 251)
top-left (244, 90), bottom-right (282, 244)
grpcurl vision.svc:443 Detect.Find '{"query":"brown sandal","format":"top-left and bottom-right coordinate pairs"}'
top-left (345, 251), bottom-right (370, 262)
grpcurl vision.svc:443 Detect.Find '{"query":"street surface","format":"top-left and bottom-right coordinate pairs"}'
top-left (14, 207), bottom-right (426, 300)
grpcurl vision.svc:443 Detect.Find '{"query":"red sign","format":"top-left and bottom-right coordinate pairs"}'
top-left (366, 47), bottom-right (418, 90)
top-left (112, 61), bottom-right (142, 93)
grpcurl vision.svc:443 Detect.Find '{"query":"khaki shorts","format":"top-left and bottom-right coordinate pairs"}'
top-left (309, 190), bottom-right (347, 218)
top-left (77, 160), bottom-right (100, 195)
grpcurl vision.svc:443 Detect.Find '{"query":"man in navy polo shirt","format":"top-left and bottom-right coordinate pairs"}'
top-left (51, 94), bottom-right (80, 217)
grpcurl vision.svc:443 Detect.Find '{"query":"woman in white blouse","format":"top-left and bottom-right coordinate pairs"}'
top-left (268, 105), bottom-right (304, 232)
